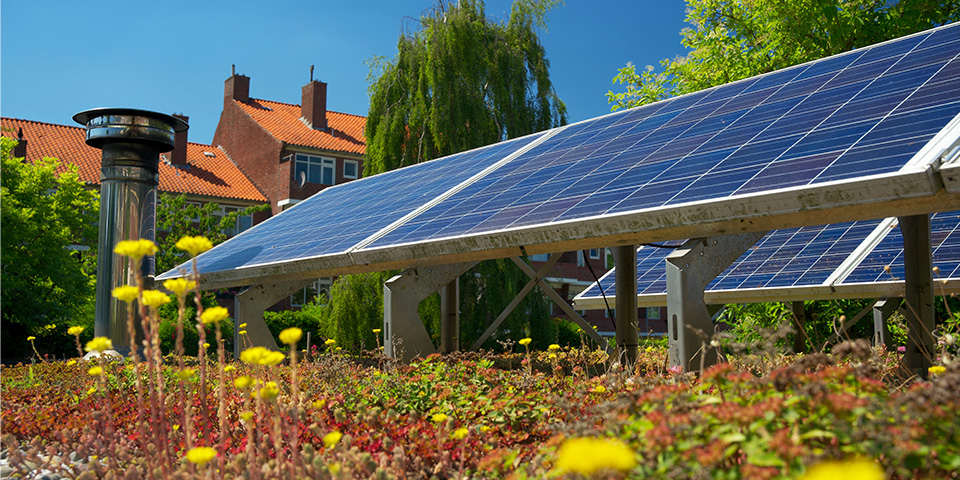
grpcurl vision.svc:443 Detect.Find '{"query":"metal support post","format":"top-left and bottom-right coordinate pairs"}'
top-left (384, 262), bottom-right (477, 361)
top-left (789, 301), bottom-right (808, 353)
top-left (439, 280), bottom-right (460, 353)
top-left (899, 215), bottom-right (935, 377)
top-left (233, 279), bottom-right (311, 357)
top-left (666, 232), bottom-right (764, 372)
top-left (872, 298), bottom-right (901, 347)
top-left (613, 246), bottom-right (639, 365)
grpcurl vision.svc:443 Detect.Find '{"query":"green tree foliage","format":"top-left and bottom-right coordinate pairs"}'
top-left (155, 193), bottom-right (268, 274)
top-left (1, 136), bottom-right (99, 358)
top-left (353, 0), bottom-right (569, 351)
top-left (608, 0), bottom-right (960, 110)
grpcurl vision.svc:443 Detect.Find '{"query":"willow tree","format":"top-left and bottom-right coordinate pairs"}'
top-left (608, 0), bottom-right (960, 110)
top-left (355, 0), bottom-right (567, 350)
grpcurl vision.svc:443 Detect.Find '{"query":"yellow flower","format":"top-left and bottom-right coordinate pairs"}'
top-left (453, 428), bottom-right (469, 440)
top-left (519, 338), bottom-right (532, 346)
top-left (176, 236), bottom-right (213, 257)
top-left (548, 344), bottom-right (560, 351)
top-left (67, 326), bottom-right (85, 336)
top-left (200, 306), bottom-right (229, 325)
top-left (178, 368), bottom-right (196, 380)
top-left (372, 328), bottom-right (382, 334)
top-left (88, 366), bottom-right (104, 376)
top-left (114, 239), bottom-right (157, 260)
top-left (279, 327), bottom-right (303, 345)
top-left (431, 413), bottom-right (449, 424)
top-left (239, 330), bottom-right (248, 336)
top-left (26, 336), bottom-right (36, 341)
top-left (203, 342), bottom-right (211, 349)
top-left (240, 411), bottom-right (255, 422)
top-left (554, 437), bottom-right (637, 475)
top-left (112, 285), bottom-right (139, 303)
top-left (87, 387), bottom-right (97, 395)
top-left (799, 458), bottom-right (885, 480)
top-left (593, 385), bottom-right (607, 393)
top-left (234, 376), bottom-right (254, 389)
top-left (325, 338), bottom-right (336, 346)
top-left (929, 365), bottom-right (947, 376)
top-left (140, 290), bottom-right (171, 308)
top-left (239, 323), bottom-right (247, 329)
top-left (323, 431), bottom-right (343, 448)
top-left (172, 424), bottom-right (180, 431)
top-left (163, 278), bottom-right (196, 298)
top-left (549, 353), bottom-right (557, 359)
top-left (259, 381), bottom-right (280, 400)
top-left (66, 360), bottom-right (77, 366)
top-left (185, 446), bottom-right (217, 465)
top-left (223, 365), bottom-right (235, 373)
top-left (312, 399), bottom-right (326, 409)
top-left (328, 462), bottom-right (342, 474)
top-left (239, 346), bottom-right (285, 366)
top-left (85, 337), bottom-right (113, 353)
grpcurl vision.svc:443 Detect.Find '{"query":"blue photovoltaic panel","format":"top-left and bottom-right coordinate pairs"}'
top-left (577, 220), bottom-right (883, 301)
top-left (168, 133), bottom-right (543, 276)
top-left (367, 24), bottom-right (960, 250)
top-left (841, 211), bottom-right (960, 284)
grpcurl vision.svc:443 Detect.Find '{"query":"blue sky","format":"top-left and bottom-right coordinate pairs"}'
top-left (1, 1), bottom-right (690, 144)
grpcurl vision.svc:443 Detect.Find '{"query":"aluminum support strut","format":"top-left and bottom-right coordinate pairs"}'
top-left (439, 281), bottom-right (460, 353)
top-left (613, 246), bottom-right (639, 365)
top-left (233, 280), bottom-right (310, 357)
top-left (899, 215), bottom-right (936, 377)
top-left (384, 262), bottom-right (477, 361)
top-left (666, 232), bottom-right (764, 372)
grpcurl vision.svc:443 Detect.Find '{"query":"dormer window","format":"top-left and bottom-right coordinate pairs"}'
top-left (343, 159), bottom-right (359, 179)
top-left (294, 153), bottom-right (335, 185)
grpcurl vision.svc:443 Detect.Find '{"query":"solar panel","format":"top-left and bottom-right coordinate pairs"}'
top-left (365, 24), bottom-right (960, 249)
top-left (160, 132), bottom-right (545, 277)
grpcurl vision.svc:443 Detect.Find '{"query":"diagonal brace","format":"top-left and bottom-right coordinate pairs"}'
top-left (233, 279), bottom-right (313, 358)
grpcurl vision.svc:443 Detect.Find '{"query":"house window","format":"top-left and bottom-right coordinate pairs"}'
top-left (215, 206), bottom-right (254, 237)
top-left (294, 154), bottom-right (335, 185)
top-left (529, 253), bottom-right (550, 262)
top-left (343, 159), bottom-right (359, 179)
top-left (589, 248), bottom-right (600, 260)
top-left (646, 307), bottom-right (661, 319)
top-left (291, 277), bottom-right (332, 307)
top-left (577, 251), bottom-right (586, 267)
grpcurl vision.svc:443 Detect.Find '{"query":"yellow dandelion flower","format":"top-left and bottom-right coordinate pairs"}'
top-left (431, 413), bottom-right (449, 424)
top-left (259, 381), bottom-right (280, 400)
top-left (239, 330), bottom-right (248, 336)
top-left (799, 458), bottom-right (885, 480)
top-left (323, 431), bottom-right (343, 448)
top-left (518, 338), bottom-right (532, 346)
top-left (114, 239), bottom-right (157, 260)
top-left (26, 336), bottom-right (36, 341)
top-left (325, 338), bottom-right (336, 346)
top-left (178, 368), bottom-right (196, 380)
top-left (929, 365), bottom-right (947, 376)
top-left (140, 290), bottom-right (171, 308)
top-left (67, 326), bottom-right (85, 336)
top-left (66, 360), bottom-right (77, 367)
top-left (240, 411), bottom-right (255, 422)
top-left (239, 346), bottom-right (284, 365)
top-left (176, 236), bottom-right (213, 257)
top-left (373, 328), bottom-right (382, 334)
top-left (185, 446), bottom-right (217, 465)
top-left (88, 366), bottom-right (104, 376)
top-left (548, 344), bottom-right (560, 351)
top-left (453, 428), bottom-right (469, 440)
top-left (85, 336), bottom-right (113, 353)
top-left (224, 365), bottom-right (235, 373)
top-left (554, 437), bottom-right (637, 475)
top-left (163, 278), bottom-right (196, 298)
top-left (279, 327), bottom-right (302, 345)
top-left (234, 376), bottom-right (254, 389)
top-left (239, 322), bottom-right (247, 329)
top-left (112, 285), bottom-right (139, 303)
top-left (200, 306), bottom-right (229, 325)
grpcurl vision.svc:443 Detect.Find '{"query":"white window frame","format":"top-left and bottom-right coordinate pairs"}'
top-left (291, 277), bottom-right (332, 307)
top-left (294, 153), bottom-right (336, 185)
top-left (214, 205), bottom-right (254, 237)
top-left (343, 159), bottom-right (359, 180)
top-left (646, 307), bottom-right (661, 320)
top-left (588, 248), bottom-right (601, 260)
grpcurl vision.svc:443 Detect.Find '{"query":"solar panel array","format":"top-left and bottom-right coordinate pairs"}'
top-left (159, 23), bottom-right (960, 283)
top-left (574, 211), bottom-right (960, 306)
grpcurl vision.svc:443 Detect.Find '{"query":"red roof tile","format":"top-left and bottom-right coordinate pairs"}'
top-left (235, 99), bottom-right (366, 155)
top-left (2, 117), bottom-right (267, 203)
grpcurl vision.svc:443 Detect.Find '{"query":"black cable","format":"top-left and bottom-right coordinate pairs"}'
top-left (641, 242), bottom-right (683, 249)
top-left (582, 249), bottom-right (616, 334)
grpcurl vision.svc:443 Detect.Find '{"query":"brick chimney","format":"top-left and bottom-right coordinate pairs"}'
top-left (301, 79), bottom-right (328, 131)
top-left (169, 114), bottom-right (189, 166)
top-left (224, 65), bottom-right (250, 105)
top-left (13, 128), bottom-right (27, 159)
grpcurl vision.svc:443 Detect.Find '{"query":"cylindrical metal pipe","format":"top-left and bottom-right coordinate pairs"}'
top-left (74, 108), bottom-right (188, 353)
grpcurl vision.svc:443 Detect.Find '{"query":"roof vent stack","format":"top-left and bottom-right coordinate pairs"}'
top-left (13, 127), bottom-right (27, 159)
top-left (301, 65), bottom-right (328, 131)
top-left (170, 114), bottom-right (189, 166)
top-left (225, 65), bottom-right (250, 105)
